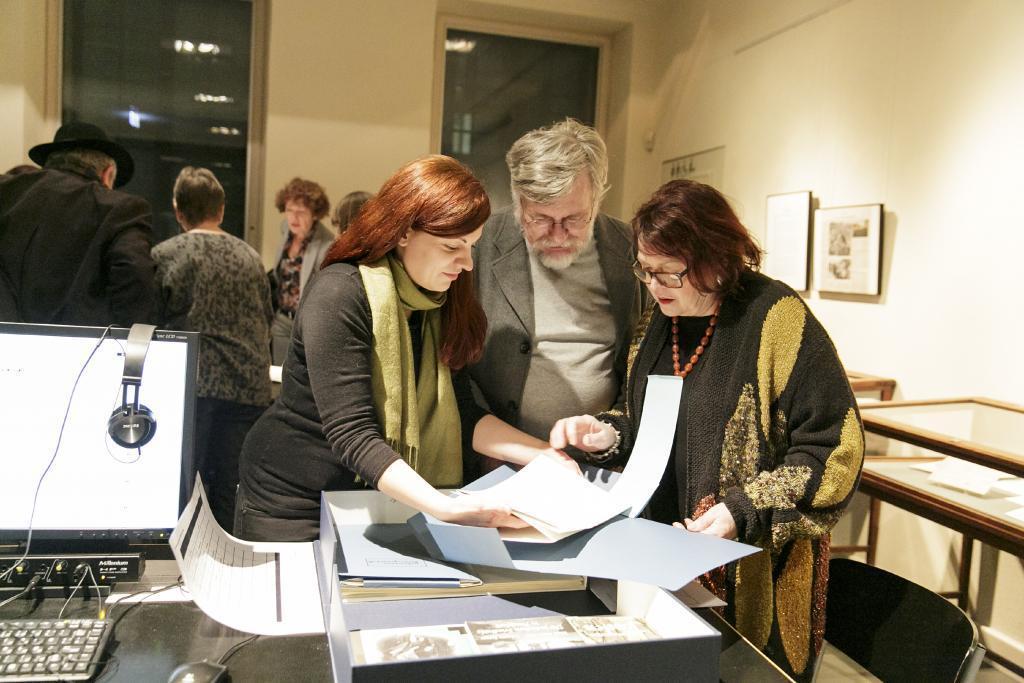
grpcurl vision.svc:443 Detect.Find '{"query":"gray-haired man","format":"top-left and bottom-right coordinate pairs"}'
top-left (467, 119), bottom-right (645, 467)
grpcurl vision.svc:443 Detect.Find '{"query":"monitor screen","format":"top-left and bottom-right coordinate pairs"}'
top-left (0, 323), bottom-right (197, 555)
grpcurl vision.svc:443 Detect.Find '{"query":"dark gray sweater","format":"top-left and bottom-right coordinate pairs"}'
top-left (237, 262), bottom-right (485, 521)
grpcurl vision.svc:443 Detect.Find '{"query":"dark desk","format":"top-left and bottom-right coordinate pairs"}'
top-left (1, 575), bottom-right (792, 682)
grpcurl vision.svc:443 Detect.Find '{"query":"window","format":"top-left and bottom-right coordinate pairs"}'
top-left (62, 0), bottom-right (256, 242)
top-left (439, 26), bottom-right (602, 210)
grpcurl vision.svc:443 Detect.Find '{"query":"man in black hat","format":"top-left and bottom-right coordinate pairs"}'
top-left (0, 121), bottom-right (157, 325)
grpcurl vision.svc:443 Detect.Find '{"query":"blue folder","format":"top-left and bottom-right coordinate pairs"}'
top-left (334, 523), bottom-right (479, 588)
top-left (406, 465), bottom-right (760, 591)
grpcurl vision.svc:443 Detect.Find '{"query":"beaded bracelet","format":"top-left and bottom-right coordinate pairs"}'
top-left (588, 426), bottom-right (621, 464)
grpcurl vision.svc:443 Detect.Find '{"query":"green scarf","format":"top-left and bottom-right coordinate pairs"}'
top-left (358, 253), bottom-right (463, 487)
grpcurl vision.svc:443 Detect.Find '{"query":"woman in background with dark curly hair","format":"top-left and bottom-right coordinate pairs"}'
top-left (269, 177), bottom-right (333, 364)
top-left (550, 179), bottom-right (864, 681)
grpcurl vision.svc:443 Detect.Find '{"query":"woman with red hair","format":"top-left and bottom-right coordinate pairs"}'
top-left (235, 156), bottom-right (567, 541)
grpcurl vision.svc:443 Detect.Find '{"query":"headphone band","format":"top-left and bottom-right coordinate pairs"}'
top-left (122, 324), bottom-right (156, 385)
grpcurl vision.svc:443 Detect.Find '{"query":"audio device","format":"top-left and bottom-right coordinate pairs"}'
top-left (0, 554), bottom-right (145, 591)
top-left (107, 323), bottom-right (157, 448)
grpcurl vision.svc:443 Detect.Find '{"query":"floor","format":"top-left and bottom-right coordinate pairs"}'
top-left (815, 644), bottom-right (1024, 682)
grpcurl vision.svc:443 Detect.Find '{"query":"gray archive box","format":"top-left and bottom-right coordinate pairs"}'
top-left (314, 482), bottom-right (744, 683)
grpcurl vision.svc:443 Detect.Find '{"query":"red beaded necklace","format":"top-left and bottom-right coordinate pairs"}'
top-left (671, 308), bottom-right (720, 378)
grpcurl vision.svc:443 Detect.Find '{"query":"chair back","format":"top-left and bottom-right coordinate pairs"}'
top-left (825, 558), bottom-right (985, 683)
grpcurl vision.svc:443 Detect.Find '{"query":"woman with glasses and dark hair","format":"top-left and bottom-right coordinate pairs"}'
top-left (235, 156), bottom-right (571, 542)
top-left (549, 179), bottom-right (864, 681)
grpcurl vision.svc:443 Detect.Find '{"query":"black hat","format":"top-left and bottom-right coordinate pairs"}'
top-left (28, 121), bottom-right (135, 187)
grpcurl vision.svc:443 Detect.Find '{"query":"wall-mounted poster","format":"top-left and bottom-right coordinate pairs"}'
top-left (813, 203), bottom-right (883, 295)
top-left (763, 191), bottom-right (812, 291)
top-left (661, 146), bottom-right (726, 190)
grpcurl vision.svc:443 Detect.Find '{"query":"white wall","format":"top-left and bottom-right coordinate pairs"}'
top-left (647, 0), bottom-right (1024, 406)
top-left (644, 0), bottom-right (1024, 666)
top-left (259, 0), bottom-right (670, 265)
top-left (0, 0), bottom-right (49, 173)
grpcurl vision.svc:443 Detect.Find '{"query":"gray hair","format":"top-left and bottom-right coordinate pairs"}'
top-left (506, 118), bottom-right (608, 213)
top-left (44, 148), bottom-right (116, 183)
top-left (173, 166), bottom-right (225, 227)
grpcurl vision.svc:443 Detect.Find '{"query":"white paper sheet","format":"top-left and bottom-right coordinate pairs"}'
top-left (913, 457), bottom-right (1017, 482)
top-left (993, 478), bottom-right (1024, 496)
top-left (471, 456), bottom-right (630, 541)
top-left (1005, 508), bottom-right (1024, 523)
top-left (910, 459), bottom-right (942, 474)
top-left (464, 375), bottom-right (683, 541)
top-left (928, 459), bottom-right (1002, 496)
top-left (169, 478), bottom-right (325, 635)
top-left (607, 375), bottom-right (684, 517)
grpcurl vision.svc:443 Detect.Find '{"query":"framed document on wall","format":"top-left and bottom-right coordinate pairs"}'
top-left (763, 191), bottom-right (812, 291)
top-left (813, 203), bottom-right (883, 295)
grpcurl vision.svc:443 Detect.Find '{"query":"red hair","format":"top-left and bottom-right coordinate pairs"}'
top-left (632, 180), bottom-right (762, 295)
top-left (322, 155), bottom-right (491, 369)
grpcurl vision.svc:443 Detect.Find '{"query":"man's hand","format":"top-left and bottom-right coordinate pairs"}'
top-left (549, 415), bottom-right (616, 453)
top-left (672, 503), bottom-right (738, 540)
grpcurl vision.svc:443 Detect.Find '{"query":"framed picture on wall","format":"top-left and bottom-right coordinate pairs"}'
top-left (763, 191), bottom-right (812, 291)
top-left (813, 203), bottom-right (883, 295)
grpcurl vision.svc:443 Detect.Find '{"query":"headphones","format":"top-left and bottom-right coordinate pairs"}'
top-left (107, 324), bottom-right (157, 449)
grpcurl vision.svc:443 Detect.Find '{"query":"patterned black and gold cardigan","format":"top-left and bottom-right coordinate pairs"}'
top-left (596, 270), bottom-right (864, 679)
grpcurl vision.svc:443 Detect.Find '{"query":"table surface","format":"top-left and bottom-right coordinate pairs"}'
top-left (859, 459), bottom-right (1024, 559)
top-left (863, 460), bottom-right (1024, 527)
top-left (0, 562), bottom-right (793, 682)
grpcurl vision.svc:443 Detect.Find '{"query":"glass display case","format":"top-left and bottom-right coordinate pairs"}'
top-left (856, 398), bottom-right (1024, 608)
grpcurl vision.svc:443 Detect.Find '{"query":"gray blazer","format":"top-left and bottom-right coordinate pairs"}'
top-left (467, 208), bottom-right (645, 429)
top-left (274, 218), bottom-right (335, 296)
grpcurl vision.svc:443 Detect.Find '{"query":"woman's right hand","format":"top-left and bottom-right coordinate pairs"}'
top-left (549, 415), bottom-right (617, 453)
top-left (435, 496), bottom-right (529, 529)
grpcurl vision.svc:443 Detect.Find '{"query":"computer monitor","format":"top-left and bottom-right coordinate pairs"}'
top-left (0, 323), bottom-right (198, 557)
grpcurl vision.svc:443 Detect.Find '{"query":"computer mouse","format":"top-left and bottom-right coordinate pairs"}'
top-left (166, 659), bottom-right (229, 683)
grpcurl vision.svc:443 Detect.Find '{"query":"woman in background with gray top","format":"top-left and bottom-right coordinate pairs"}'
top-left (153, 166), bottom-right (272, 530)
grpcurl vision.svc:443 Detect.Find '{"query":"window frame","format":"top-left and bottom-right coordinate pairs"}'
top-left (430, 14), bottom-right (611, 156)
top-left (45, 0), bottom-right (269, 250)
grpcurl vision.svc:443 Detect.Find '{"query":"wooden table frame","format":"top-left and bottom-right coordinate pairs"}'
top-left (858, 397), bottom-right (1024, 477)
top-left (830, 370), bottom-right (896, 562)
top-left (846, 371), bottom-right (897, 401)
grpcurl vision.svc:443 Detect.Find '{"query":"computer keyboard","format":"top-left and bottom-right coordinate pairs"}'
top-left (0, 618), bottom-right (110, 682)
